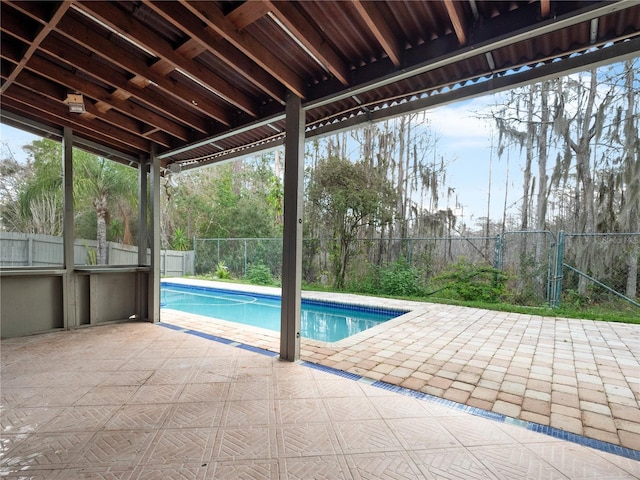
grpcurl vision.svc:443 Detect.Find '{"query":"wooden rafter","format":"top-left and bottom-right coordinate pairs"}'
top-left (142, 0), bottom-right (286, 103)
top-left (226, 1), bottom-right (270, 31)
top-left (53, 11), bottom-right (233, 126)
top-left (180, 0), bottom-right (307, 99)
top-left (76, 1), bottom-right (259, 117)
top-left (444, 0), bottom-right (467, 45)
top-left (0, 1), bottom-right (72, 94)
top-left (39, 33), bottom-right (211, 134)
top-left (264, 1), bottom-right (350, 86)
top-left (24, 54), bottom-right (191, 141)
top-left (3, 88), bottom-right (151, 152)
top-left (541, 0), bottom-right (551, 18)
top-left (352, 0), bottom-right (402, 67)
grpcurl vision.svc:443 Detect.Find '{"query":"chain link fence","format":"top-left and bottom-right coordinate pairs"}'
top-left (194, 232), bottom-right (639, 309)
top-left (556, 232), bottom-right (639, 311)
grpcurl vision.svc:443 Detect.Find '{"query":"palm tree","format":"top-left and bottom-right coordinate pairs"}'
top-left (74, 152), bottom-right (138, 265)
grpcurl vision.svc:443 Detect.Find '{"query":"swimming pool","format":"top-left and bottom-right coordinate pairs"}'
top-left (161, 282), bottom-right (406, 342)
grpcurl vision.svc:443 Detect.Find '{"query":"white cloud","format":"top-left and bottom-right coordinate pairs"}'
top-left (425, 94), bottom-right (503, 148)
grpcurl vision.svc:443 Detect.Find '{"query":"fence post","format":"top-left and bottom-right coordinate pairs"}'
top-left (217, 239), bottom-right (220, 269)
top-left (244, 239), bottom-right (248, 277)
top-left (27, 236), bottom-right (33, 266)
top-left (551, 231), bottom-right (565, 307)
top-left (493, 234), bottom-right (502, 270)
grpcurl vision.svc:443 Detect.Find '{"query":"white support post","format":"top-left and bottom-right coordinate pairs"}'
top-left (148, 146), bottom-right (161, 323)
top-left (62, 127), bottom-right (76, 329)
top-left (280, 92), bottom-right (305, 361)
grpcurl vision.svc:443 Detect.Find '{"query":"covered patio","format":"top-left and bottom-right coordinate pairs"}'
top-left (2, 0), bottom-right (640, 477)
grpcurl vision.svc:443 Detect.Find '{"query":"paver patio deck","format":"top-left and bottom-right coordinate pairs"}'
top-left (161, 279), bottom-right (640, 453)
top-left (2, 321), bottom-right (639, 479)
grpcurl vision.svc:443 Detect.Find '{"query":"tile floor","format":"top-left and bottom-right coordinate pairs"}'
top-left (2, 321), bottom-right (639, 479)
top-left (161, 279), bottom-right (640, 453)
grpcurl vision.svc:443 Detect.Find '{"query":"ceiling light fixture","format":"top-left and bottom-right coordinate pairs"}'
top-left (65, 93), bottom-right (86, 113)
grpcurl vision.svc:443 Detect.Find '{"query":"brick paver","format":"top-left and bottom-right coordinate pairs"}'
top-left (162, 279), bottom-right (640, 452)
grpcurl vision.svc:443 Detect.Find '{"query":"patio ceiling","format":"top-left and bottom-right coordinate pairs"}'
top-left (1, 0), bottom-right (640, 170)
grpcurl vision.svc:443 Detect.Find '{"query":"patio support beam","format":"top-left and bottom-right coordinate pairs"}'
top-left (138, 156), bottom-right (149, 320)
top-left (148, 145), bottom-right (161, 323)
top-left (62, 126), bottom-right (76, 328)
top-left (280, 92), bottom-right (304, 362)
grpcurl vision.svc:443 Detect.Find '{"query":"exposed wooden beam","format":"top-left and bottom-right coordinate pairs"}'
top-left (54, 12), bottom-right (233, 126)
top-left (142, 0), bottom-right (286, 103)
top-left (0, 1), bottom-right (72, 94)
top-left (226, 1), bottom-right (270, 30)
top-left (76, 1), bottom-right (259, 117)
top-left (264, 1), bottom-right (350, 85)
top-left (351, 0), bottom-right (402, 67)
top-left (444, 0), bottom-right (467, 45)
top-left (2, 89), bottom-right (151, 153)
top-left (8, 68), bottom-right (158, 143)
top-left (24, 54), bottom-right (192, 141)
top-left (181, 0), bottom-right (307, 99)
top-left (38, 33), bottom-right (211, 134)
top-left (541, 0), bottom-right (551, 18)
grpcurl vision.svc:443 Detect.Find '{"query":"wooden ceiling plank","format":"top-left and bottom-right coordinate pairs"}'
top-left (226, 1), bottom-right (270, 31)
top-left (0, 38), bottom-right (23, 64)
top-left (444, 0), bottom-right (468, 45)
top-left (77, 1), bottom-right (259, 117)
top-left (351, 0), bottom-right (402, 67)
top-left (55, 13), bottom-right (232, 126)
top-left (181, 0), bottom-right (307, 99)
top-left (264, 1), bottom-right (350, 86)
top-left (25, 54), bottom-right (192, 141)
top-left (143, 0), bottom-right (286, 103)
top-left (0, 0), bottom-right (72, 94)
top-left (39, 33), bottom-right (210, 133)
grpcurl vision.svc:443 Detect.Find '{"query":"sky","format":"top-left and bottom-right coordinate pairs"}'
top-left (0, 91), bottom-right (522, 225)
top-left (425, 94), bottom-right (522, 227)
top-left (0, 123), bottom-right (39, 164)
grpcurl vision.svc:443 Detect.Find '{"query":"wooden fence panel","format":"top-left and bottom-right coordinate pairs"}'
top-left (0, 232), bottom-right (193, 275)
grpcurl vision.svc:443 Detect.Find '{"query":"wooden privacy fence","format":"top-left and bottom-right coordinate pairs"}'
top-left (0, 232), bottom-right (194, 276)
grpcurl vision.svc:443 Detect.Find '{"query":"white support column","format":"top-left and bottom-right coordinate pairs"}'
top-left (148, 146), bottom-right (161, 323)
top-left (62, 127), bottom-right (76, 329)
top-left (280, 93), bottom-right (305, 361)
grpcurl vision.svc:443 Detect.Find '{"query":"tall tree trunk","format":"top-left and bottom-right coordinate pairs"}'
top-left (521, 84), bottom-right (535, 231)
top-left (535, 80), bottom-right (552, 300)
top-left (623, 61), bottom-right (639, 298)
top-left (95, 194), bottom-right (108, 265)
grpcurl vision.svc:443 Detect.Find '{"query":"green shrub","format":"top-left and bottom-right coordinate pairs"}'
top-left (379, 258), bottom-right (424, 297)
top-left (171, 227), bottom-right (190, 251)
top-left (432, 258), bottom-right (507, 302)
top-left (215, 261), bottom-right (231, 279)
top-left (345, 258), bottom-right (425, 297)
top-left (246, 264), bottom-right (274, 285)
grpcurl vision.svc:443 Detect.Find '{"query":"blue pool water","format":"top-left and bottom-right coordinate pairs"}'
top-left (161, 282), bottom-right (406, 342)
